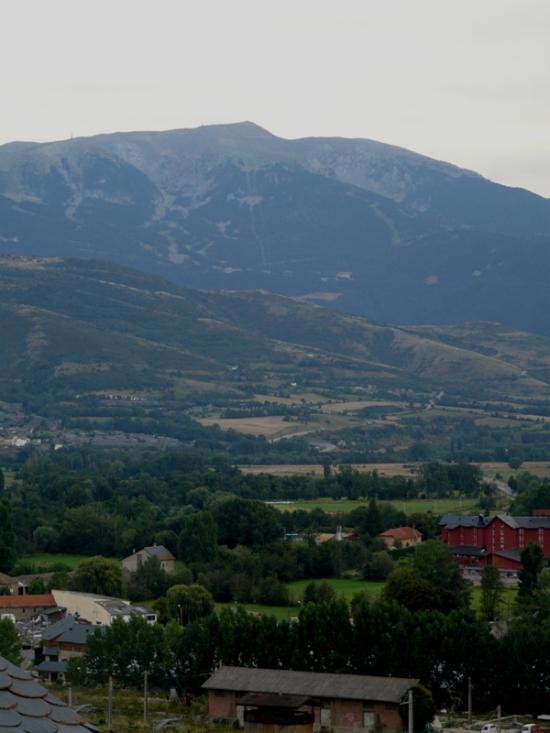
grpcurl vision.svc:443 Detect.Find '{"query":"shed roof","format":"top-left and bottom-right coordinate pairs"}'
top-left (203, 666), bottom-right (418, 704)
top-left (488, 549), bottom-right (522, 563)
top-left (0, 654), bottom-right (97, 731)
top-left (36, 660), bottom-right (68, 674)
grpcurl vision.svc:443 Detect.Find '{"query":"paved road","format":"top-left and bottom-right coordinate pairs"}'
top-left (494, 478), bottom-right (516, 499)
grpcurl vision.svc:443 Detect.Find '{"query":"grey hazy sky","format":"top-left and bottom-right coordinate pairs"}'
top-left (2, 0), bottom-right (549, 195)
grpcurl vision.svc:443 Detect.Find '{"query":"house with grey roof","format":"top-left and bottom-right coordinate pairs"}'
top-left (203, 666), bottom-right (420, 733)
top-left (37, 617), bottom-right (97, 683)
top-left (0, 654), bottom-right (99, 731)
top-left (122, 544), bottom-right (176, 574)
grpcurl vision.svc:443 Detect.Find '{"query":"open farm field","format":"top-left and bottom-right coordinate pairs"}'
top-left (240, 460), bottom-right (550, 482)
top-left (271, 497), bottom-right (478, 515)
top-left (238, 462), bottom-right (419, 477)
top-left (198, 415), bottom-right (308, 437)
top-left (319, 400), bottom-right (406, 414)
top-left (23, 553), bottom-right (100, 570)
top-left (480, 460), bottom-right (550, 479)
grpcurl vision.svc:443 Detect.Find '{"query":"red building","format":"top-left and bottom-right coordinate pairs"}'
top-left (439, 513), bottom-right (550, 573)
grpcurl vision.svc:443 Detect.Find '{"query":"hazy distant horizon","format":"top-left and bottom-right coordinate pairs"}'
top-left (2, 0), bottom-right (549, 196)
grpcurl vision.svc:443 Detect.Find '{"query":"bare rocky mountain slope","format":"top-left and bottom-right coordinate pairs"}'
top-left (1, 122), bottom-right (550, 332)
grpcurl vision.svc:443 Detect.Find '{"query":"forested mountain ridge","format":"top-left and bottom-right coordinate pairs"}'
top-left (1, 256), bottom-right (549, 407)
top-left (1, 123), bottom-right (550, 332)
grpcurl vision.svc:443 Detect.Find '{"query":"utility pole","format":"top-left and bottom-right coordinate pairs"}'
top-left (467, 677), bottom-right (472, 726)
top-left (143, 671), bottom-right (148, 723)
top-left (107, 676), bottom-right (113, 731)
top-left (408, 689), bottom-right (414, 733)
top-left (497, 705), bottom-right (502, 733)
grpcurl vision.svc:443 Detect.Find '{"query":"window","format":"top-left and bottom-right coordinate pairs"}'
top-left (320, 707), bottom-right (332, 729)
top-left (363, 711), bottom-right (376, 730)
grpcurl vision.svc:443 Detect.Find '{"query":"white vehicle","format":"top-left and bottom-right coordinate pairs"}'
top-left (481, 725), bottom-right (498, 733)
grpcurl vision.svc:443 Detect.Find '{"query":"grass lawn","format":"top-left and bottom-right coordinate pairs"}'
top-left (21, 553), bottom-right (96, 570)
top-left (217, 580), bottom-right (517, 622)
top-left (470, 585), bottom-right (517, 616)
top-left (287, 577), bottom-right (384, 602)
top-left (215, 578), bottom-right (384, 621)
top-left (273, 497), bottom-right (478, 515)
top-left (216, 602), bottom-right (300, 621)
top-left (55, 685), bottom-right (224, 733)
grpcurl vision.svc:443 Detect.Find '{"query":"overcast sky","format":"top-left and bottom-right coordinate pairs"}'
top-left (2, 0), bottom-right (549, 195)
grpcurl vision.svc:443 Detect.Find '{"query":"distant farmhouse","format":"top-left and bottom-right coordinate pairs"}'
top-left (122, 544), bottom-right (176, 574)
top-left (315, 526), bottom-right (357, 545)
top-left (0, 571), bottom-right (55, 596)
top-left (203, 666), bottom-right (419, 733)
top-left (440, 512), bottom-right (550, 576)
top-left (378, 527), bottom-right (422, 550)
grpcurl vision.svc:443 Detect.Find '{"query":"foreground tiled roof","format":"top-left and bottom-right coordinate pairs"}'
top-left (203, 666), bottom-right (418, 704)
top-left (0, 655), bottom-right (99, 731)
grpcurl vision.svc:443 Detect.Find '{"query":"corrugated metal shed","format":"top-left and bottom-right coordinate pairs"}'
top-left (203, 666), bottom-right (418, 703)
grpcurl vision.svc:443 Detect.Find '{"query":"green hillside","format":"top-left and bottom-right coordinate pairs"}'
top-left (2, 255), bottom-right (550, 461)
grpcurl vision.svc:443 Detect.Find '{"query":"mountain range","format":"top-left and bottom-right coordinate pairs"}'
top-left (1, 122), bottom-right (549, 333)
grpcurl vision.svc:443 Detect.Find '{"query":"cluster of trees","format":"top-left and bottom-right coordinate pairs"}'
top-left (3, 449), bottom-right (475, 581)
top-left (66, 541), bottom-right (550, 717)
top-left (5, 450), bottom-right (483, 557)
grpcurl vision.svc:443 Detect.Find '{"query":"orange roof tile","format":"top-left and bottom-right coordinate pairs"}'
top-left (379, 527), bottom-right (422, 540)
top-left (0, 593), bottom-right (56, 608)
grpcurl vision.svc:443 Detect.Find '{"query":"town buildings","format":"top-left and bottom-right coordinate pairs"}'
top-left (439, 512), bottom-right (550, 573)
top-left (203, 666), bottom-right (418, 733)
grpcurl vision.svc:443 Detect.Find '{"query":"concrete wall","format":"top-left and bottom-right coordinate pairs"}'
top-left (51, 590), bottom-right (112, 625)
top-left (244, 723), bottom-right (313, 733)
top-left (0, 604), bottom-right (56, 621)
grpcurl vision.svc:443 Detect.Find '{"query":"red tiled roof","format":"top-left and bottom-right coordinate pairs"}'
top-left (0, 593), bottom-right (56, 608)
top-left (379, 527), bottom-right (422, 540)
